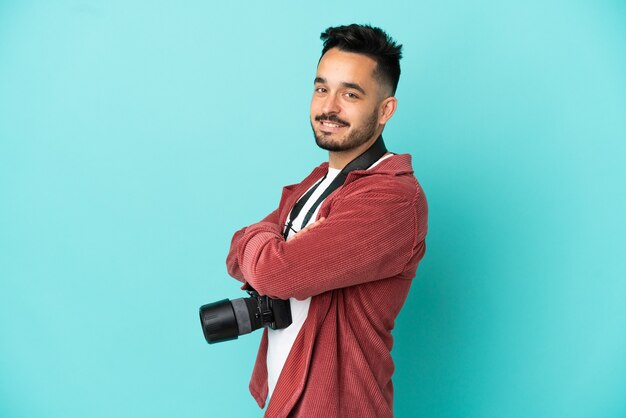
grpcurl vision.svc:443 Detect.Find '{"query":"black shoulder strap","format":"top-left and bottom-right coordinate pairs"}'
top-left (283, 136), bottom-right (388, 239)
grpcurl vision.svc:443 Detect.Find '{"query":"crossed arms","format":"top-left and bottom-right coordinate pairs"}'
top-left (226, 183), bottom-right (424, 300)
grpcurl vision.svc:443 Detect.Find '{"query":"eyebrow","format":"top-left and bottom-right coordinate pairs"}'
top-left (314, 77), bottom-right (367, 96)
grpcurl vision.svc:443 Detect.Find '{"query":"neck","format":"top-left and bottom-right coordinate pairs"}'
top-left (328, 134), bottom-right (381, 170)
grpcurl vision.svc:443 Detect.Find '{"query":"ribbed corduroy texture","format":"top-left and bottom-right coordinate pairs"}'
top-left (226, 154), bottom-right (428, 418)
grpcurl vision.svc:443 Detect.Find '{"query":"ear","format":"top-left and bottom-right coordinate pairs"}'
top-left (378, 96), bottom-right (398, 125)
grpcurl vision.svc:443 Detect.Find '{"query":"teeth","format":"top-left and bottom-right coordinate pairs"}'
top-left (322, 121), bottom-right (343, 128)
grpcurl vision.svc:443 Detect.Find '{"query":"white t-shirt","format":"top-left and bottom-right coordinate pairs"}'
top-left (266, 154), bottom-right (393, 401)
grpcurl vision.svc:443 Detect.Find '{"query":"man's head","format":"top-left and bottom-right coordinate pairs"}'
top-left (310, 24), bottom-right (403, 154)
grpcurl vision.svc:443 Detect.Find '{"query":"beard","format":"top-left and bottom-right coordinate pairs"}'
top-left (311, 110), bottom-right (379, 152)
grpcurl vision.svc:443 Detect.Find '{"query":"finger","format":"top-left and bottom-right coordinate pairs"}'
top-left (291, 217), bottom-right (326, 240)
top-left (301, 217), bottom-right (325, 233)
top-left (307, 217), bottom-right (326, 229)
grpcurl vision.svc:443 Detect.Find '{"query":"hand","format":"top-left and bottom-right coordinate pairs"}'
top-left (290, 217), bottom-right (326, 241)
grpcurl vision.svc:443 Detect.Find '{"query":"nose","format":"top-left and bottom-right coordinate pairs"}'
top-left (321, 92), bottom-right (341, 115)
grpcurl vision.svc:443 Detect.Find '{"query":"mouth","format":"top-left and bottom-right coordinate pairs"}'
top-left (317, 118), bottom-right (349, 133)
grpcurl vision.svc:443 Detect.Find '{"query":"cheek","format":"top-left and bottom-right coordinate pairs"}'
top-left (310, 97), bottom-right (323, 115)
top-left (356, 104), bottom-right (380, 123)
top-left (344, 107), bottom-right (366, 124)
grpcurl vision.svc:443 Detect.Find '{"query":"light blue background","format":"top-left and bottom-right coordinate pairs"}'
top-left (1, 1), bottom-right (625, 417)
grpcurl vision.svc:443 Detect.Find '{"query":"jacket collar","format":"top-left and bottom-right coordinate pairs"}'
top-left (277, 153), bottom-right (415, 229)
top-left (316, 153), bottom-right (414, 178)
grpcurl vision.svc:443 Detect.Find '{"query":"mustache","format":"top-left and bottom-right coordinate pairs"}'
top-left (314, 114), bottom-right (350, 127)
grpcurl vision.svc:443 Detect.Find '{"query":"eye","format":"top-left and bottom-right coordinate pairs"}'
top-left (344, 92), bottom-right (359, 99)
top-left (315, 87), bottom-right (327, 94)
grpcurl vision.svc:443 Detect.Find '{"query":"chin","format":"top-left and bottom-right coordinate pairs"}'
top-left (315, 135), bottom-right (350, 152)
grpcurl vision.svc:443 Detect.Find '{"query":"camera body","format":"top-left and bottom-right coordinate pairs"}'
top-left (199, 290), bottom-right (292, 344)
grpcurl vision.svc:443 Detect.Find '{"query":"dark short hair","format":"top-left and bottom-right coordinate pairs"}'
top-left (320, 24), bottom-right (403, 95)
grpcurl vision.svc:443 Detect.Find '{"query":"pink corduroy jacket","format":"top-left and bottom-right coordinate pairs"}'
top-left (226, 154), bottom-right (428, 418)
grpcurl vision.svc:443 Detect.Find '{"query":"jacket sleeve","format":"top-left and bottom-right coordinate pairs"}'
top-left (234, 186), bottom-right (423, 300)
top-left (226, 208), bottom-right (280, 283)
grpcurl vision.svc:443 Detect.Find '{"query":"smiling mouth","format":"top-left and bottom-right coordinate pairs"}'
top-left (320, 120), bottom-right (347, 128)
top-left (315, 114), bottom-right (350, 129)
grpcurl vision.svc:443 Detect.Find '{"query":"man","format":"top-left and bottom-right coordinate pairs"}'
top-left (226, 24), bottom-right (428, 417)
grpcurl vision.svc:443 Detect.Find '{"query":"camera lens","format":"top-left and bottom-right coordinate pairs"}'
top-left (199, 297), bottom-right (262, 344)
top-left (199, 299), bottom-right (239, 344)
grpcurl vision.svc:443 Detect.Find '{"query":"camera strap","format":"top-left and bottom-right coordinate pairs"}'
top-left (283, 135), bottom-right (388, 239)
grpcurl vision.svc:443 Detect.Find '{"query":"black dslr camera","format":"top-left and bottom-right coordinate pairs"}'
top-left (199, 290), bottom-right (292, 344)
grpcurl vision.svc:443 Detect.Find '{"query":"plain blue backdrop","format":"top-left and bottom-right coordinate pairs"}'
top-left (1, 1), bottom-right (625, 417)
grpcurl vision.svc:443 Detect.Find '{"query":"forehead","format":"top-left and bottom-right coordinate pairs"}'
top-left (316, 48), bottom-right (378, 87)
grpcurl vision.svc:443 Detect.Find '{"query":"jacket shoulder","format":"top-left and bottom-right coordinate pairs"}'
top-left (343, 154), bottom-right (424, 204)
